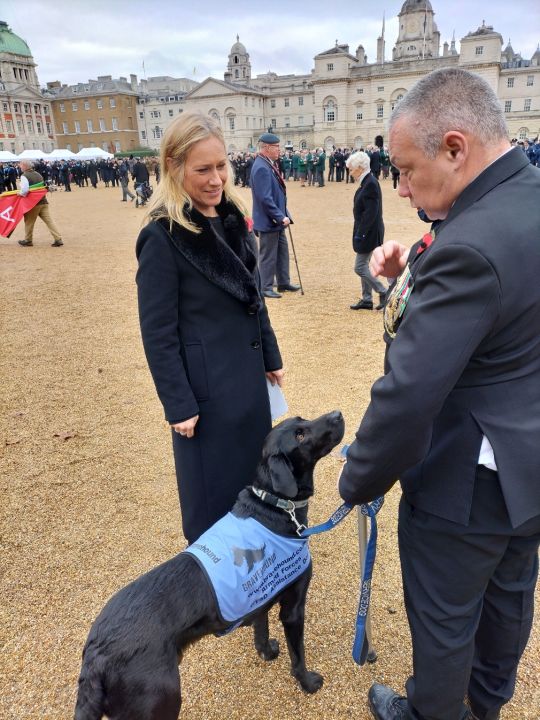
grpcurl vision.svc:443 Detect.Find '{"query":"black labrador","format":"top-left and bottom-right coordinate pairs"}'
top-left (74, 410), bottom-right (344, 720)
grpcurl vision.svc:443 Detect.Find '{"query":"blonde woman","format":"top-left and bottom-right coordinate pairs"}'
top-left (136, 112), bottom-right (284, 544)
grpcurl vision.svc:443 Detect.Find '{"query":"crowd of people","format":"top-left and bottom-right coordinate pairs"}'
top-left (1, 156), bottom-right (159, 196)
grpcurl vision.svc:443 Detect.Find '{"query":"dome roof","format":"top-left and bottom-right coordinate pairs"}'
top-left (230, 35), bottom-right (247, 55)
top-left (0, 21), bottom-right (32, 57)
top-left (400, 0), bottom-right (433, 13)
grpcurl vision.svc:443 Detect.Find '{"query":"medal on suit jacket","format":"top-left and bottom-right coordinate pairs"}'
top-left (383, 229), bottom-right (435, 339)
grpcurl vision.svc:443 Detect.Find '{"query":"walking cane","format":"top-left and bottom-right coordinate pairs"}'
top-left (286, 225), bottom-right (305, 295)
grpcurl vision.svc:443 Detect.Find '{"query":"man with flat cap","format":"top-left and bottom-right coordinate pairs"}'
top-left (250, 132), bottom-right (300, 298)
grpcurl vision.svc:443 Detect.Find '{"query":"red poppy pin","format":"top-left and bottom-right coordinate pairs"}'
top-left (245, 216), bottom-right (254, 232)
top-left (416, 231), bottom-right (434, 255)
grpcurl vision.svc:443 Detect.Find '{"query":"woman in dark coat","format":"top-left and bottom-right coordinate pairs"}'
top-left (136, 112), bottom-right (283, 544)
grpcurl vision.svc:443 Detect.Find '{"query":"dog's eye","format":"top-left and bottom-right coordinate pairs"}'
top-left (295, 430), bottom-right (305, 442)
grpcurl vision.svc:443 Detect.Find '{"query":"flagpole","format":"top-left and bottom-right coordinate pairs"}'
top-left (422, 0), bottom-right (428, 59)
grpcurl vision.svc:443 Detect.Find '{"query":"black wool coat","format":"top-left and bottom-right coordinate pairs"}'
top-left (136, 199), bottom-right (282, 543)
top-left (352, 172), bottom-right (384, 254)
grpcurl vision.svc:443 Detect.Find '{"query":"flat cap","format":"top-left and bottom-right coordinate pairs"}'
top-left (259, 132), bottom-right (280, 144)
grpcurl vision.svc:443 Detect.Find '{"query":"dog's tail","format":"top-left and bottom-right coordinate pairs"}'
top-left (73, 665), bottom-right (105, 720)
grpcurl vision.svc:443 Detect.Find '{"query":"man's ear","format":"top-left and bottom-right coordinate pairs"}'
top-left (267, 453), bottom-right (298, 498)
top-left (441, 131), bottom-right (468, 164)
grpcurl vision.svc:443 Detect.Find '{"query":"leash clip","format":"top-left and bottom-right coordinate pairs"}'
top-left (285, 502), bottom-right (307, 536)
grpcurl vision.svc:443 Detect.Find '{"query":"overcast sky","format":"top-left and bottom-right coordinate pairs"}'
top-left (2, 0), bottom-right (539, 86)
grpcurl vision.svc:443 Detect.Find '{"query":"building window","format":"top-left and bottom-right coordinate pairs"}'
top-left (377, 104), bottom-right (384, 118)
top-left (518, 127), bottom-right (529, 140)
top-left (84, 101), bottom-right (90, 110)
top-left (169, 109), bottom-right (173, 116)
top-left (270, 99), bottom-right (276, 108)
top-left (298, 116), bottom-right (303, 126)
top-left (527, 75), bottom-right (534, 86)
top-left (72, 102), bottom-right (78, 111)
top-left (377, 86), bottom-right (384, 92)
top-left (27, 120), bottom-right (33, 132)
top-left (475, 46), bottom-right (483, 55)
top-left (110, 98), bottom-right (116, 108)
top-left (62, 122), bottom-right (68, 133)
top-left (284, 97), bottom-right (290, 107)
top-left (284, 116), bottom-right (290, 127)
top-left (139, 111), bottom-right (144, 118)
top-left (356, 110), bottom-right (363, 120)
top-left (99, 118), bottom-right (106, 131)
top-left (152, 127), bottom-right (162, 139)
top-left (46, 122), bottom-right (52, 134)
top-left (298, 96), bottom-right (304, 106)
top-left (524, 98), bottom-right (531, 111)
top-left (112, 117), bottom-right (118, 130)
top-left (271, 118), bottom-right (276, 128)
top-left (504, 101), bottom-right (512, 113)
top-left (327, 63), bottom-right (334, 71)
top-left (228, 115), bottom-right (235, 130)
top-left (17, 120), bottom-right (23, 132)
top-left (507, 78), bottom-right (514, 88)
top-left (24, 103), bottom-right (30, 113)
top-left (97, 99), bottom-right (103, 109)
top-left (87, 119), bottom-right (93, 132)
top-left (115, 141), bottom-right (121, 152)
top-left (60, 103), bottom-right (65, 112)
top-left (74, 121), bottom-right (81, 133)
top-left (357, 88), bottom-right (364, 94)
top-left (324, 99), bottom-right (336, 122)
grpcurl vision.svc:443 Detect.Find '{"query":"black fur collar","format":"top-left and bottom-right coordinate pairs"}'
top-left (157, 199), bottom-right (262, 310)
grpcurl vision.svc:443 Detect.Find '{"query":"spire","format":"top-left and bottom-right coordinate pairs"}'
top-left (382, 11), bottom-right (385, 38)
top-left (236, 34), bottom-right (239, 43)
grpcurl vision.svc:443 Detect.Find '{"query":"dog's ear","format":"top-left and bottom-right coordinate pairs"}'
top-left (268, 453), bottom-right (298, 498)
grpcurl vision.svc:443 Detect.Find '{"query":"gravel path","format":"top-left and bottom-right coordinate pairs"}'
top-left (1, 180), bottom-right (537, 719)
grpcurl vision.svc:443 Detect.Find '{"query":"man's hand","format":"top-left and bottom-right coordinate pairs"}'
top-left (266, 369), bottom-right (285, 387)
top-left (370, 241), bottom-right (409, 279)
top-left (282, 217), bottom-right (291, 227)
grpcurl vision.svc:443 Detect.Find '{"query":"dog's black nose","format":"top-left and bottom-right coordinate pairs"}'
top-left (328, 410), bottom-right (343, 424)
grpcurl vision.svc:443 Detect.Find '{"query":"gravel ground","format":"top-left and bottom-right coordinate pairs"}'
top-left (0, 179), bottom-right (538, 720)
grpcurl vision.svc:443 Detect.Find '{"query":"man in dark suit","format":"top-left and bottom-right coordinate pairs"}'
top-left (346, 150), bottom-right (387, 310)
top-left (339, 68), bottom-right (540, 720)
top-left (250, 132), bottom-right (300, 299)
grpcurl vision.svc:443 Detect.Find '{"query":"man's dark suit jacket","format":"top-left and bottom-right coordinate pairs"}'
top-left (250, 155), bottom-right (291, 233)
top-left (340, 148), bottom-right (540, 528)
top-left (352, 172), bottom-right (384, 254)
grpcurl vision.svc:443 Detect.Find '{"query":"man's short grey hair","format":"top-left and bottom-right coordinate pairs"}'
top-left (346, 150), bottom-right (370, 172)
top-left (389, 68), bottom-right (508, 159)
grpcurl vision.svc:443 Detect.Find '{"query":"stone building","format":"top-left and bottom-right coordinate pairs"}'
top-left (166, 1), bottom-right (540, 152)
top-left (46, 75), bottom-right (140, 154)
top-left (136, 76), bottom-right (199, 151)
top-left (0, 20), bottom-right (55, 154)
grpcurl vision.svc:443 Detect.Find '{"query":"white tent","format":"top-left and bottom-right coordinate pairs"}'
top-left (17, 149), bottom-right (49, 160)
top-left (75, 147), bottom-right (114, 160)
top-left (47, 148), bottom-right (77, 160)
top-left (0, 150), bottom-right (19, 162)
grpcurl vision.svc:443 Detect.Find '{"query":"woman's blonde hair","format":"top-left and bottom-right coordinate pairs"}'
top-left (143, 112), bottom-right (247, 233)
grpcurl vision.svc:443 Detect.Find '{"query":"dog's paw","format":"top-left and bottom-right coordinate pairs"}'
top-left (297, 670), bottom-right (324, 694)
top-left (258, 638), bottom-right (280, 661)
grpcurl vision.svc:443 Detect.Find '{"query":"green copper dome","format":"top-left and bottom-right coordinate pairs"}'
top-left (0, 21), bottom-right (32, 57)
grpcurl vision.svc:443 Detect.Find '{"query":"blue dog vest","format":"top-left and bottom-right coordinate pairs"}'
top-left (183, 513), bottom-right (311, 624)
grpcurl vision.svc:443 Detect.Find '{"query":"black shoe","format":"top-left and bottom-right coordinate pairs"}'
top-left (277, 284), bottom-right (301, 292)
top-left (263, 290), bottom-right (282, 299)
top-left (376, 291), bottom-right (387, 311)
top-left (350, 300), bottom-right (373, 310)
top-left (18, 240), bottom-right (33, 246)
top-left (51, 240), bottom-right (64, 247)
top-left (368, 684), bottom-right (408, 719)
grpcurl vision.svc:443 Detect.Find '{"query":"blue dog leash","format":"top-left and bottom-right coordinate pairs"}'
top-left (301, 494), bottom-right (384, 666)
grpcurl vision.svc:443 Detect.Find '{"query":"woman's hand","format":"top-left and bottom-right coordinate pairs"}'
top-left (170, 415), bottom-right (199, 438)
top-left (266, 369), bottom-right (285, 387)
top-left (370, 241), bottom-right (409, 279)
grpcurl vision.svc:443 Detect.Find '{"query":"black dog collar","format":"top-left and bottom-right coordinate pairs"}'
top-left (250, 486), bottom-right (308, 536)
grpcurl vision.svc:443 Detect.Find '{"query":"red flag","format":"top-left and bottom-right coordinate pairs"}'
top-left (0, 185), bottom-right (48, 238)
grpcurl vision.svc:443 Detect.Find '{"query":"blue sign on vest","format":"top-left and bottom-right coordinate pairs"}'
top-left (183, 513), bottom-right (311, 623)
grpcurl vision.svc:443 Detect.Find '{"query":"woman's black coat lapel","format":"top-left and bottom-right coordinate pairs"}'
top-left (157, 199), bottom-right (261, 310)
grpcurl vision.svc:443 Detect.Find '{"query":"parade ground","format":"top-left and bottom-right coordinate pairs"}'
top-left (1, 179), bottom-right (538, 719)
